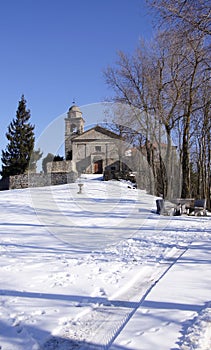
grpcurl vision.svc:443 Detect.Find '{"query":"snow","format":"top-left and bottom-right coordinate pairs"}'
top-left (0, 174), bottom-right (210, 350)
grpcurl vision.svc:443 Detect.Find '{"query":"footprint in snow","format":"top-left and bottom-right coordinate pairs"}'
top-left (135, 331), bottom-right (144, 336)
top-left (148, 327), bottom-right (160, 333)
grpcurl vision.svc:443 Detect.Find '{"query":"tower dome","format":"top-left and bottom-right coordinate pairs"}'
top-left (68, 104), bottom-right (81, 113)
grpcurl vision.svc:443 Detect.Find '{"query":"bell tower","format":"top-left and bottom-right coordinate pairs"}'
top-left (65, 104), bottom-right (85, 159)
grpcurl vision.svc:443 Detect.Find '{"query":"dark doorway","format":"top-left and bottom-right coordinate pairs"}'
top-left (94, 159), bottom-right (103, 174)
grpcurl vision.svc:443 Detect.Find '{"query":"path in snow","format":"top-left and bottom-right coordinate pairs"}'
top-left (43, 247), bottom-right (188, 350)
top-left (110, 240), bottom-right (211, 350)
top-left (0, 176), bottom-right (210, 350)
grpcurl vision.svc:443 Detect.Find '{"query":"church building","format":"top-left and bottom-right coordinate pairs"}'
top-left (64, 104), bottom-right (123, 175)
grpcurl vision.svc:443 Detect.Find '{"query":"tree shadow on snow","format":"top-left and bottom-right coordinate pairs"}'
top-left (142, 300), bottom-right (202, 313)
top-left (0, 289), bottom-right (138, 309)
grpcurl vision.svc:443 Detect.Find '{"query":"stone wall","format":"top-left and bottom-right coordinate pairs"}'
top-left (2, 171), bottom-right (78, 190)
top-left (46, 160), bottom-right (76, 173)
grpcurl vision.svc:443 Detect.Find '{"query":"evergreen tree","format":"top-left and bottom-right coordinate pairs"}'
top-left (1, 95), bottom-right (35, 178)
top-left (53, 155), bottom-right (64, 162)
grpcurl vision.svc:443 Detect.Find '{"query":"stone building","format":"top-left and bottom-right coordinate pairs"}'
top-left (65, 104), bottom-right (124, 174)
top-left (0, 104), bottom-right (129, 190)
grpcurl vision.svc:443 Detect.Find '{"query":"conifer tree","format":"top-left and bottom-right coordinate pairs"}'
top-left (1, 95), bottom-right (35, 178)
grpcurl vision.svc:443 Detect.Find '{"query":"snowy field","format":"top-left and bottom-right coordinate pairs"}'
top-left (0, 175), bottom-right (211, 350)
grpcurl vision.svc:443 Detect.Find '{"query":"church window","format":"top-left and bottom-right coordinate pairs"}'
top-left (95, 146), bottom-right (101, 152)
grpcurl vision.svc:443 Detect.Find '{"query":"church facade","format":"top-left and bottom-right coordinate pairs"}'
top-left (64, 104), bottom-right (123, 175)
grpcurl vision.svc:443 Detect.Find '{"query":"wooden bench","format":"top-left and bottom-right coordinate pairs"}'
top-left (156, 198), bottom-right (207, 216)
top-left (156, 199), bottom-right (181, 216)
top-left (171, 198), bottom-right (195, 215)
top-left (188, 199), bottom-right (207, 216)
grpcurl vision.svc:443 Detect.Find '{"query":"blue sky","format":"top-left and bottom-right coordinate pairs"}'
top-left (0, 0), bottom-right (153, 158)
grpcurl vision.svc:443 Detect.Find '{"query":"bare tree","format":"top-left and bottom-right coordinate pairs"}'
top-left (189, 68), bottom-right (211, 208)
top-left (146, 0), bottom-right (211, 203)
top-left (104, 0), bottom-right (210, 200)
top-left (103, 38), bottom-right (181, 198)
top-left (147, 0), bottom-right (211, 36)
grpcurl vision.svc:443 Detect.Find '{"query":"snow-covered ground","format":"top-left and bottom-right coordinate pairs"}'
top-left (0, 175), bottom-right (210, 350)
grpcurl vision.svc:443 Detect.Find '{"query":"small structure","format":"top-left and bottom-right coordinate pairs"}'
top-left (156, 199), bottom-right (165, 215)
top-left (77, 183), bottom-right (84, 194)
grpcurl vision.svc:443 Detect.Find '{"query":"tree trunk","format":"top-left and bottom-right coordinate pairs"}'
top-left (181, 115), bottom-right (191, 198)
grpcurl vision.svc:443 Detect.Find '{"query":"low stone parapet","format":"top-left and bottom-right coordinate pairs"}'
top-left (46, 160), bottom-right (76, 173)
top-left (7, 171), bottom-right (78, 190)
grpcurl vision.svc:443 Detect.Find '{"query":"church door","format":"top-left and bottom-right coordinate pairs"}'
top-left (94, 160), bottom-right (103, 174)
